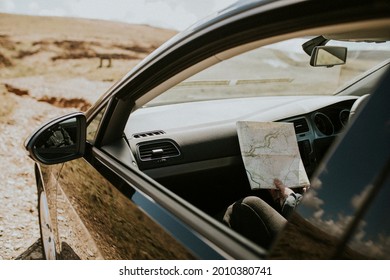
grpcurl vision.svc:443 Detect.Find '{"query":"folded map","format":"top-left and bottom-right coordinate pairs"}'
top-left (237, 121), bottom-right (310, 189)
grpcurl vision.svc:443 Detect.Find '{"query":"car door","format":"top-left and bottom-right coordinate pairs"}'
top-left (52, 103), bottom-right (206, 259)
top-left (53, 102), bottom-right (263, 259)
top-left (55, 156), bottom-right (197, 259)
top-left (45, 104), bottom-right (191, 259)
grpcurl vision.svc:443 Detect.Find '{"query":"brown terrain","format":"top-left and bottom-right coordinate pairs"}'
top-left (0, 13), bottom-right (176, 260)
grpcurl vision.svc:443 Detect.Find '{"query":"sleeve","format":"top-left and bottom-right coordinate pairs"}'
top-left (280, 192), bottom-right (303, 218)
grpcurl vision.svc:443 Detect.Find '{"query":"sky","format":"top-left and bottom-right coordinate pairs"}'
top-left (0, 0), bottom-right (237, 31)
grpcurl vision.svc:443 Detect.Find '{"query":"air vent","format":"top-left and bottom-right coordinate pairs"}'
top-left (133, 130), bottom-right (165, 139)
top-left (138, 140), bottom-right (180, 161)
top-left (292, 118), bottom-right (309, 134)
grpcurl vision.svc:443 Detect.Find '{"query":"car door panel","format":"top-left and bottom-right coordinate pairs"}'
top-left (55, 156), bottom-right (195, 259)
top-left (92, 146), bottom-right (266, 259)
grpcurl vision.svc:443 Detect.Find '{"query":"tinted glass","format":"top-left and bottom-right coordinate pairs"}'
top-left (346, 173), bottom-right (390, 259)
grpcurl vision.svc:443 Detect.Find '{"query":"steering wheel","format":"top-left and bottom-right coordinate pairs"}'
top-left (349, 94), bottom-right (370, 122)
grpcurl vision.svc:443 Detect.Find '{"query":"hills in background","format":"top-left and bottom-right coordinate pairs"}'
top-left (0, 13), bottom-right (176, 108)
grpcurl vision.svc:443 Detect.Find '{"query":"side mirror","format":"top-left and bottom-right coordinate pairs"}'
top-left (310, 46), bottom-right (347, 67)
top-left (25, 112), bottom-right (86, 165)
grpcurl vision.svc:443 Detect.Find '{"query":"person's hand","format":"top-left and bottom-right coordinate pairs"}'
top-left (269, 179), bottom-right (294, 206)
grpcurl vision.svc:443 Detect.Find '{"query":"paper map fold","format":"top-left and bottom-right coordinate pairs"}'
top-left (237, 121), bottom-right (310, 189)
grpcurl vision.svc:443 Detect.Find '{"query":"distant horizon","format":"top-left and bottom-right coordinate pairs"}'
top-left (0, 0), bottom-right (236, 31)
top-left (0, 11), bottom-right (179, 31)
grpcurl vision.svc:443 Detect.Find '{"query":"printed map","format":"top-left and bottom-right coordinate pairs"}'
top-left (237, 121), bottom-right (310, 189)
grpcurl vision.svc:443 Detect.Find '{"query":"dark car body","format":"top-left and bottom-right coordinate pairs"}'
top-left (25, 0), bottom-right (390, 259)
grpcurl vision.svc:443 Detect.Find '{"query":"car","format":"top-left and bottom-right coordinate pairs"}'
top-left (25, 0), bottom-right (390, 260)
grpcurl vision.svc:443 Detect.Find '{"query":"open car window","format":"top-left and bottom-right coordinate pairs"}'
top-left (125, 33), bottom-right (389, 255)
top-left (145, 38), bottom-right (390, 107)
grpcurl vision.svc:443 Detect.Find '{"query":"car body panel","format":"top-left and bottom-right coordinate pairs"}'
top-left (49, 156), bottom-right (197, 259)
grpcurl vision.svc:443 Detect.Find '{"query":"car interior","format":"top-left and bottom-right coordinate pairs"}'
top-left (101, 20), bottom-right (390, 247)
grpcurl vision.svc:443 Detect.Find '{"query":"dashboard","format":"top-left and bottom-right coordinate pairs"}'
top-left (124, 95), bottom-right (357, 214)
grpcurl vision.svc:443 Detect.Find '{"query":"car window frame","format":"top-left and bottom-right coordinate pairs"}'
top-left (86, 103), bottom-right (108, 144)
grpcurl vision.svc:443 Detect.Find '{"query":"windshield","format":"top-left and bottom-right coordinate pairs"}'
top-left (146, 38), bottom-right (390, 106)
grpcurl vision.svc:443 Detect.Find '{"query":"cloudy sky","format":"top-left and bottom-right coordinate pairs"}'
top-left (0, 0), bottom-right (237, 30)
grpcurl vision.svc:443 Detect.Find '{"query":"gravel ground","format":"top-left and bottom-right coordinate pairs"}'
top-left (0, 87), bottom-right (73, 260)
top-left (0, 75), bottom-right (113, 260)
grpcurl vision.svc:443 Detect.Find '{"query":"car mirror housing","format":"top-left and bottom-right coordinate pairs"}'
top-left (25, 112), bottom-right (86, 165)
top-left (310, 46), bottom-right (347, 67)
